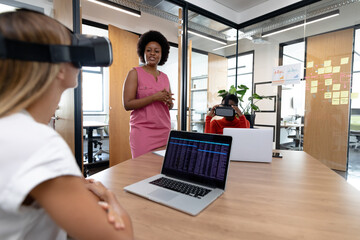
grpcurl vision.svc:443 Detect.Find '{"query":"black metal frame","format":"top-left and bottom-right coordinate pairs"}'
top-left (73, 0), bottom-right (82, 169)
top-left (276, 38), bottom-right (306, 149)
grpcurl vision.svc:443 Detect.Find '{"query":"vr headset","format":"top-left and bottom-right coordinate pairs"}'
top-left (215, 106), bottom-right (235, 117)
top-left (0, 32), bottom-right (113, 68)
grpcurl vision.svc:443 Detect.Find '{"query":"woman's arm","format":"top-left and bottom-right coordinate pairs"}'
top-left (123, 69), bottom-right (172, 111)
top-left (30, 176), bottom-right (133, 240)
top-left (205, 105), bottom-right (219, 133)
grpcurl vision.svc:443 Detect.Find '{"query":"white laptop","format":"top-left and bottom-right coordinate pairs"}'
top-left (223, 128), bottom-right (273, 163)
top-left (124, 130), bottom-right (232, 216)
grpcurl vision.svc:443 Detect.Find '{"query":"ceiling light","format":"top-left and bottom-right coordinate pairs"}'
top-left (262, 9), bottom-right (339, 38)
top-left (0, 4), bottom-right (17, 13)
top-left (213, 43), bottom-right (236, 51)
top-left (188, 28), bottom-right (227, 45)
top-left (88, 0), bottom-right (141, 18)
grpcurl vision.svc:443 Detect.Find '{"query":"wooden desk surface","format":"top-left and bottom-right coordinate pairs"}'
top-left (90, 150), bottom-right (360, 240)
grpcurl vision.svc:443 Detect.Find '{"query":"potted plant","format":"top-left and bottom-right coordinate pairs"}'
top-left (218, 85), bottom-right (273, 128)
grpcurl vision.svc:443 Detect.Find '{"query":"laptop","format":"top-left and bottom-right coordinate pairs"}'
top-left (223, 128), bottom-right (273, 163)
top-left (124, 130), bottom-right (232, 216)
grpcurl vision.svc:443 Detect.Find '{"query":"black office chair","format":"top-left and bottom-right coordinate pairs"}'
top-left (93, 127), bottom-right (109, 159)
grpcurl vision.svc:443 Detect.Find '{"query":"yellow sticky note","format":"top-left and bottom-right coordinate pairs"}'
top-left (333, 92), bottom-right (340, 98)
top-left (341, 91), bottom-right (349, 98)
top-left (332, 98), bottom-right (340, 105)
top-left (325, 66), bottom-right (332, 73)
top-left (311, 87), bottom-right (317, 93)
top-left (311, 80), bottom-right (318, 87)
top-left (325, 79), bottom-right (332, 86)
top-left (324, 60), bottom-right (331, 67)
top-left (324, 92), bottom-right (332, 99)
top-left (333, 84), bottom-right (340, 91)
top-left (351, 92), bottom-right (359, 99)
top-left (341, 57), bottom-right (349, 65)
top-left (307, 61), bottom-right (314, 68)
top-left (318, 68), bottom-right (325, 74)
top-left (341, 98), bottom-right (348, 104)
top-left (333, 66), bottom-right (341, 73)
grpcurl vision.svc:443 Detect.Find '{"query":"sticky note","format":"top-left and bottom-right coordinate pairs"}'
top-left (341, 91), bottom-right (349, 98)
top-left (332, 98), bottom-right (340, 105)
top-left (341, 57), bottom-right (349, 65)
top-left (333, 84), bottom-right (340, 91)
top-left (318, 68), bottom-right (325, 74)
top-left (341, 98), bottom-right (348, 104)
top-left (333, 92), bottom-right (340, 98)
top-left (307, 61), bottom-right (314, 68)
top-left (311, 87), bottom-right (317, 93)
top-left (325, 79), bottom-right (332, 86)
top-left (311, 80), bottom-right (318, 87)
top-left (333, 66), bottom-right (340, 73)
top-left (325, 66), bottom-right (332, 73)
top-left (324, 60), bottom-right (331, 67)
top-left (324, 92), bottom-right (332, 99)
top-left (351, 92), bottom-right (359, 99)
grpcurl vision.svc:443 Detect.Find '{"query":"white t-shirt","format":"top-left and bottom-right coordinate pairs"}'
top-left (0, 111), bottom-right (82, 240)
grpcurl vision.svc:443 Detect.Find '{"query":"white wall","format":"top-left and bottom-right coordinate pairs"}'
top-left (81, 1), bottom-right (179, 44)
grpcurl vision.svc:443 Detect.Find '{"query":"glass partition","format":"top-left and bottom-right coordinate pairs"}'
top-left (81, 0), bottom-right (182, 166)
top-left (187, 10), bottom-right (237, 132)
top-left (235, 0), bottom-right (360, 188)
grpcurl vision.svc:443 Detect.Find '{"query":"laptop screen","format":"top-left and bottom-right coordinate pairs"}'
top-left (161, 131), bottom-right (232, 189)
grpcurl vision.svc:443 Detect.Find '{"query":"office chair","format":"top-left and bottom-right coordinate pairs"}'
top-left (93, 127), bottom-right (109, 159)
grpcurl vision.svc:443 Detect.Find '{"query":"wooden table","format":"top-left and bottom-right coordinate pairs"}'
top-left (90, 150), bottom-right (360, 240)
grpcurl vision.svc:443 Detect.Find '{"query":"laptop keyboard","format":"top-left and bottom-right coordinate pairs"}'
top-left (150, 177), bottom-right (211, 199)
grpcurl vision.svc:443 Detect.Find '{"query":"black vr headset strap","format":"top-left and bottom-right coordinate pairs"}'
top-left (0, 33), bottom-right (94, 64)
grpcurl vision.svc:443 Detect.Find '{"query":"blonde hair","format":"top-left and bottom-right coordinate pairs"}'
top-left (0, 10), bottom-right (71, 117)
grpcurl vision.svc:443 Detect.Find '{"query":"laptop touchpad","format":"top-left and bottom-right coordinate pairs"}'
top-left (149, 189), bottom-right (178, 202)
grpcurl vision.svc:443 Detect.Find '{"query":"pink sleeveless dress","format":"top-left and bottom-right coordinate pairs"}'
top-left (129, 67), bottom-right (171, 158)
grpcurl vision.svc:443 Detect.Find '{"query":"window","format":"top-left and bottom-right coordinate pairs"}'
top-left (227, 52), bottom-right (254, 104)
top-left (81, 23), bottom-right (109, 114)
top-left (82, 67), bottom-right (104, 112)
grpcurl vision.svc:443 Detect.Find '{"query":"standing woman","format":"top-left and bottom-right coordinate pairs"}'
top-left (123, 30), bottom-right (174, 158)
top-left (0, 10), bottom-right (133, 240)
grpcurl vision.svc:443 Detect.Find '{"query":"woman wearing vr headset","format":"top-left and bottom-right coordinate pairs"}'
top-left (205, 94), bottom-right (250, 134)
top-left (123, 30), bottom-right (174, 158)
top-left (0, 10), bottom-right (133, 240)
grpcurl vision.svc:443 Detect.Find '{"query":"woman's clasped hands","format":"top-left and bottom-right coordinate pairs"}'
top-left (154, 89), bottom-right (174, 108)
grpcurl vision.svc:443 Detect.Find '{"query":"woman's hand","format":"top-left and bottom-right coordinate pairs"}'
top-left (153, 89), bottom-right (174, 106)
top-left (85, 179), bottom-right (128, 230)
top-left (207, 104), bottom-right (220, 117)
top-left (232, 105), bottom-right (243, 117)
top-left (165, 93), bottom-right (175, 109)
top-left (97, 201), bottom-right (125, 230)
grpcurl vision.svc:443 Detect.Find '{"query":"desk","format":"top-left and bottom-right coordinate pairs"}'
top-left (90, 150), bottom-right (360, 240)
top-left (280, 123), bottom-right (304, 150)
top-left (83, 121), bottom-right (108, 163)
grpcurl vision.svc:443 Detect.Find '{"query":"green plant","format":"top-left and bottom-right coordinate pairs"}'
top-left (218, 85), bottom-right (273, 115)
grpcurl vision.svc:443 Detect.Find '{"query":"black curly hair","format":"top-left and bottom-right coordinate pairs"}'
top-left (222, 94), bottom-right (239, 106)
top-left (137, 30), bottom-right (170, 66)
